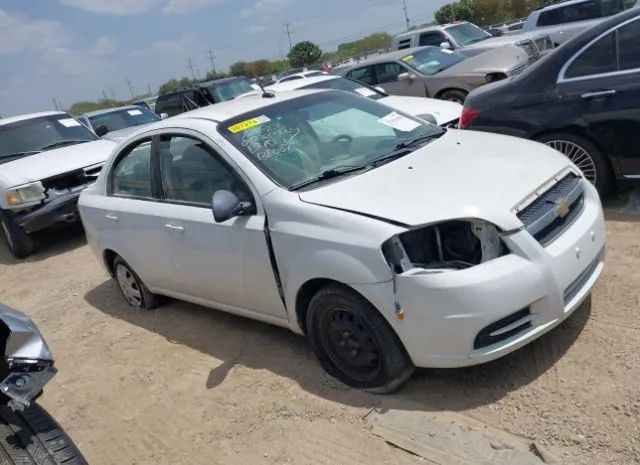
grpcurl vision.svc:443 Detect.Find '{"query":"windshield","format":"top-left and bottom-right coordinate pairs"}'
top-left (209, 78), bottom-right (255, 102)
top-left (301, 78), bottom-right (386, 100)
top-left (88, 107), bottom-right (159, 134)
top-left (445, 23), bottom-right (492, 46)
top-left (402, 48), bottom-right (466, 76)
top-left (219, 91), bottom-right (443, 189)
top-left (0, 114), bottom-right (98, 163)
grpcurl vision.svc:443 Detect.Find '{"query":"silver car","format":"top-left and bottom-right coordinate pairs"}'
top-left (78, 105), bottom-right (162, 142)
top-left (336, 46), bottom-right (529, 103)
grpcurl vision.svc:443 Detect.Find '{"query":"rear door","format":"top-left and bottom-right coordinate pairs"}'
top-left (346, 65), bottom-right (377, 86)
top-left (559, 16), bottom-right (640, 177)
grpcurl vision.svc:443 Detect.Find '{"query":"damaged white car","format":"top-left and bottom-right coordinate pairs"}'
top-left (79, 90), bottom-right (605, 392)
top-left (0, 112), bottom-right (116, 258)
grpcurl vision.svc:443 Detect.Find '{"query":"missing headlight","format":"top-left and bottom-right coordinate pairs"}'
top-left (382, 220), bottom-right (507, 273)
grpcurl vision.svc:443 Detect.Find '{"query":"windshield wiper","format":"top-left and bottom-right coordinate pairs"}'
top-left (289, 165), bottom-right (369, 191)
top-left (0, 150), bottom-right (41, 159)
top-left (392, 133), bottom-right (443, 151)
top-left (466, 36), bottom-right (490, 45)
top-left (37, 140), bottom-right (93, 151)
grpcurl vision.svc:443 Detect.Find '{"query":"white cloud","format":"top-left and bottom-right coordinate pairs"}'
top-left (162, 0), bottom-right (226, 13)
top-left (0, 9), bottom-right (67, 55)
top-left (60, 0), bottom-right (160, 15)
top-left (91, 36), bottom-right (117, 56)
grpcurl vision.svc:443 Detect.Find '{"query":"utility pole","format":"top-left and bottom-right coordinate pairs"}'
top-left (208, 49), bottom-right (217, 75)
top-left (147, 83), bottom-right (153, 97)
top-left (187, 57), bottom-right (197, 81)
top-left (52, 98), bottom-right (59, 111)
top-left (102, 91), bottom-right (109, 102)
top-left (402, 0), bottom-right (410, 31)
top-left (126, 79), bottom-right (134, 98)
top-left (284, 23), bottom-right (293, 51)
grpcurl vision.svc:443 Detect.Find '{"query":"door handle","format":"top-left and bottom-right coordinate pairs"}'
top-left (581, 90), bottom-right (616, 99)
top-left (105, 214), bottom-right (118, 221)
top-left (164, 224), bottom-right (184, 232)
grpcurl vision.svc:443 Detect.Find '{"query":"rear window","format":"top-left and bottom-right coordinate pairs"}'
top-left (155, 94), bottom-right (183, 116)
top-left (537, 0), bottom-right (633, 26)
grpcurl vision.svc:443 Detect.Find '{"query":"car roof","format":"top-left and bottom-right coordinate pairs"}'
top-left (159, 77), bottom-right (248, 97)
top-left (171, 89), bottom-right (323, 123)
top-left (340, 47), bottom-right (435, 68)
top-left (393, 22), bottom-right (469, 40)
top-left (534, 0), bottom-right (589, 12)
top-left (81, 105), bottom-right (144, 118)
top-left (0, 111), bottom-right (66, 127)
top-left (271, 75), bottom-right (339, 91)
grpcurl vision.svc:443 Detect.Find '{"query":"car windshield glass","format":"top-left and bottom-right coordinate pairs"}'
top-left (88, 107), bottom-right (159, 134)
top-left (209, 79), bottom-right (255, 102)
top-left (0, 114), bottom-right (98, 163)
top-left (219, 91), bottom-right (444, 189)
top-left (301, 78), bottom-right (386, 100)
top-left (401, 48), bottom-right (466, 75)
top-left (445, 23), bottom-right (492, 45)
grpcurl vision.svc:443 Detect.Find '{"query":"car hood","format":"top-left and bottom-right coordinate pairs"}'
top-left (0, 139), bottom-right (115, 187)
top-left (442, 45), bottom-right (527, 75)
top-left (298, 130), bottom-right (573, 230)
top-left (379, 96), bottom-right (461, 125)
top-left (465, 31), bottom-right (542, 49)
top-left (102, 126), bottom-right (146, 142)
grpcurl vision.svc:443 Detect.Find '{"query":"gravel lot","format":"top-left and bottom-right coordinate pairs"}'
top-left (0, 198), bottom-right (638, 465)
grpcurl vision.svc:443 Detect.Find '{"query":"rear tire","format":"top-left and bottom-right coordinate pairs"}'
top-left (439, 89), bottom-right (467, 104)
top-left (0, 403), bottom-right (87, 465)
top-left (113, 256), bottom-right (162, 310)
top-left (306, 284), bottom-right (414, 393)
top-left (536, 132), bottom-right (612, 196)
top-left (0, 211), bottom-right (34, 259)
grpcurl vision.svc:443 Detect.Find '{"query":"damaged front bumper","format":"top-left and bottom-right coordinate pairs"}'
top-left (0, 304), bottom-right (56, 411)
top-left (14, 187), bottom-right (85, 234)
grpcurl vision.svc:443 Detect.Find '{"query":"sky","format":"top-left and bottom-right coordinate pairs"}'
top-left (0, 0), bottom-right (449, 116)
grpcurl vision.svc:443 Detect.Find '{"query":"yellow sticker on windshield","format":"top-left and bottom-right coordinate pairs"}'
top-left (401, 55), bottom-right (413, 62)
top-left (228, 115), bottom-right (271, 133)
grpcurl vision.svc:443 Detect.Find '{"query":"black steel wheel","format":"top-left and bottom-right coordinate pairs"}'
top-left (306, 284), bottom-right (414, 393)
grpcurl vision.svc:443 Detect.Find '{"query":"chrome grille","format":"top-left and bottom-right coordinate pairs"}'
top-left (517, 173), bottom-right (585, 246)
top-left (509, 62), bottom-right (527, 76)
top-left (534, 36), bottom-right (554, 53)
top-left (516, 39), bottom-right (538, 59)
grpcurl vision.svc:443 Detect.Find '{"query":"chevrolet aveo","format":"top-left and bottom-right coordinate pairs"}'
top-left (79, 90), bottom-right (605, 392)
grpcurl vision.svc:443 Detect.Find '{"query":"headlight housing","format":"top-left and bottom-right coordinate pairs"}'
top-left (485, 72), bottom-right (507, 83)
top-left (382, 220), bottom-right (508, 273)
top-left (5, 182), bottom-right (46, 207)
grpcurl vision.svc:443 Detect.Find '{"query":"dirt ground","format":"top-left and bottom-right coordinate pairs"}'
top-left (0, 198), bottom-right (638, 465)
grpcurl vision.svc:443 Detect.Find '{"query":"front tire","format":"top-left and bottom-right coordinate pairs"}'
top-left (536, 132), bottom-right (612, 196)
top-left (306, 284), bottom-right (414, 393)
top-left (0, 403), bottom-right (87, 465)
top-left (439, 89), bottom-right (467, 104)
top-left (113, 256), bottom-right (162, 310)
top-left (0, 211), bottom-right (34, 259)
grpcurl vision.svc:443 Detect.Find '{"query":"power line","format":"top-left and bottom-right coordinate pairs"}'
top-left (125, 79), bottom-right (134, 98)
top-left (402, 0), bottom-right (410, 31)
top-left (208, 49), bottom-right (217, 75)
top-left (186, 57), bottom-right (197, 80)
top-left (284, 23), bottom-right (293, 50)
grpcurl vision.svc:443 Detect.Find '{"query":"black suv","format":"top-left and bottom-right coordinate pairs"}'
top-left (155, 77), bottom-right (255, 117)
top-left (461, 8), bottom-right (640, 195)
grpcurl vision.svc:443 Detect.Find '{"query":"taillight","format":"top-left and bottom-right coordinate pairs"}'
top-left (459, 108), bottom-right (478, 129)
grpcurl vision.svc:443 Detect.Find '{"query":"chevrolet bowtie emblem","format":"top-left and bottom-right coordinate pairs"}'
top-left (555, 199), bottom-right (571, 218)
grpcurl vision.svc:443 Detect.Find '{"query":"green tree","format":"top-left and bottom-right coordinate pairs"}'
top-left (287, 41), bottom-right (323, 68)
top-left (204, 70), bottom-right (228, 80)
top-left (230, 61), bottom-right (249, 76)
top-left (67, 98), bottom-right (127, 115)
top-left (244, 59), bottom-right (273, 76)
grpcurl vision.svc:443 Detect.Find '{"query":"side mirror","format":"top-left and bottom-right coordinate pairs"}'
top-left (95, 125), bottom-right (108, 137)
top-left (440, 41), bottom-right (452, 50)
top-left (160, 113), bottom-right (169, 120)
top-left (398, 72), bottom-right (415, 82)
top-left (212, 190), bottom-right (253, 223)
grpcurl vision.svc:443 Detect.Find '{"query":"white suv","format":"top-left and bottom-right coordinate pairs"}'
top-left (0, 112), bottom-right (116, 257)
top-left (79, 90), bottom-right (604, 392)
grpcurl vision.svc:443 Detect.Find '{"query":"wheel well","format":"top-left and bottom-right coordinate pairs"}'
top-left (295, 278), bottom-right (339, 335)
top-left (435, 88), bottom-right (467, 99)
top-left (103, 249), bottom-right (118, 277)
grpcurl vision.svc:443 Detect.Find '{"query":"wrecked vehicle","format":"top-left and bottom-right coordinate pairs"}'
top-left (79, 90), bottom-right (605, 392)
top-left (0, 112), bottom-right (116, 258)
top-left (0, 303), bottom-right (87, 464)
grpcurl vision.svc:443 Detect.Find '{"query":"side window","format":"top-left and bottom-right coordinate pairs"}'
top-left (397, 38), bottom-right (412, 50)
top-left (195, 90), bottom-right (210, 107)
top-left (419, 32), bottom-right (445, 47)
top-left (156, 95), bottom-right (182, 116)
top-left (347, 66), bottom-right (376, 85)
top-left (617, 18), bottom-right (640, 71)
top-left (565, 31), bottom-right (616, 78)
top-left (538, 0), bottom-right (600, 26)
top-left (375, 62), bottom-right (405, 84)
top-left (111, 140), bottom-right (153, 198)
top-left (159, 136), bottom-right (248, 206)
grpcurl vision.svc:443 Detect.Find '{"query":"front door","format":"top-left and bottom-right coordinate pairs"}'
top-left (375, 62), bottom-right (424, 97)
top-left (559, 16), bottom-right (640, 177)
top-left (156, 134), bottom-right (286, 318)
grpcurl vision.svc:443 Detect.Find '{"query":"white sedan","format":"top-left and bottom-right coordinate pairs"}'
top-left (79, 90), bottom-right (604, 392)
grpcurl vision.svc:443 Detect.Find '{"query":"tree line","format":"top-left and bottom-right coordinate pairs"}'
top-left (434, 0), bottom-right (553, 26)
